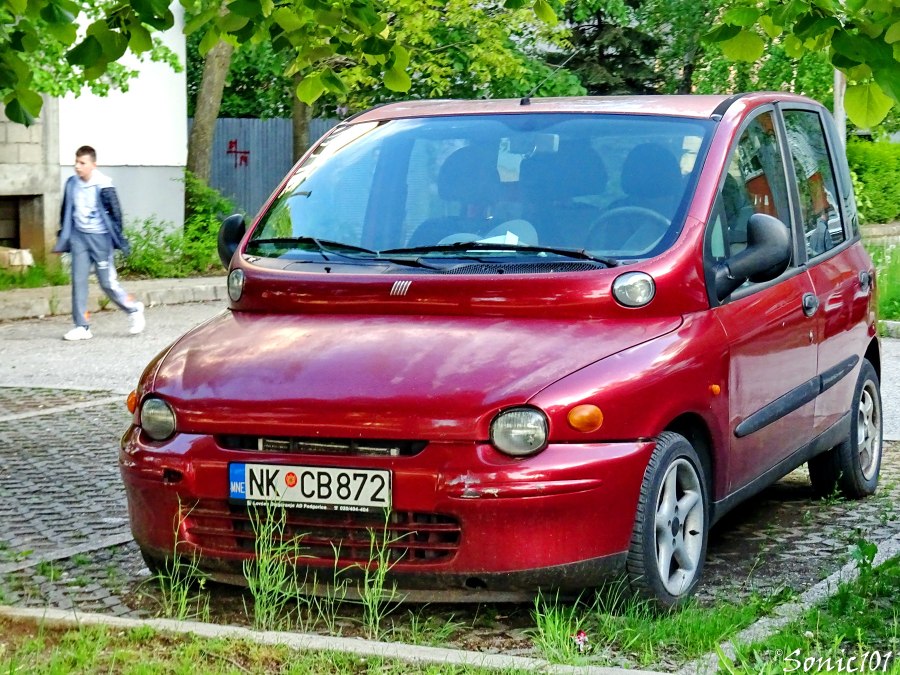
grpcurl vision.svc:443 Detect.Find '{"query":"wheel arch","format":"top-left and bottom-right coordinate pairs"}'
top-left (865, 336), bottom-right (881, 380)
top-left (664, 413), bottom-right (715, 497)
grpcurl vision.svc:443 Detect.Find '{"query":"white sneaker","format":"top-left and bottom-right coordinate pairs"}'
top-left (128, 302), bottom-right (145, 335)
top-left (64, 326), bottom-right (93, 341)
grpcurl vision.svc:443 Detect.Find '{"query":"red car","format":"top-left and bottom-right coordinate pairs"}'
top-left (121, 93), bottom-right (882, 606)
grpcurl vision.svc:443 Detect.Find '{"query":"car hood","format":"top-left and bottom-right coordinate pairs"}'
top-left (149, 310), bottom-right (682, 439)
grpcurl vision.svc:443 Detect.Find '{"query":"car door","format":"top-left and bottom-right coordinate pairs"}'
top-left (705, 108), bottom-right (819, 494)
top-left (780, 106), bottom-right (874, 437)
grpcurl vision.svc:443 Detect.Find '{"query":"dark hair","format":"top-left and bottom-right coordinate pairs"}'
top-left (75, 145), bottom-right (96, 162)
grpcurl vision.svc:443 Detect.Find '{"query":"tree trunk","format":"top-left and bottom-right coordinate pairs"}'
top-left (677, 44), bottom-right (698, 94)
top-left (187, 39), bottom-right (235, 183)
top-left (292, 73), bottom-right (311, 162)
top-left (833, 69), bottom-right (847, 148)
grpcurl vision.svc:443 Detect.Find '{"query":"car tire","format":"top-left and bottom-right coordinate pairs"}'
top-left (626, 431), bottom-right (709, 608)
top-left (140, 548), bottom-right (165, 577)
top-left (808, 359), bottom-right (882, 499)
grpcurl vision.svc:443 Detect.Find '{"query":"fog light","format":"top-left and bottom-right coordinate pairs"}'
top-left (567, 404), bottom-right (603, 432)
top-left (612, 271), bottom-right (655, 307)
top-left (490, 407), bottom-right (548, 457)
top-left (228, 268), bottom-right (245, 302)
top-left (140, 397), bottom-right (176, 441)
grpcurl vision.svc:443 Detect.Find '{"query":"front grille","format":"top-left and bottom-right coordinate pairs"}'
top-left (217, 436), bottom-right (427, 457)
top-left (183, 500), bottom-right (461, 564)
top-left (442, 262), bottom-right (602, 274)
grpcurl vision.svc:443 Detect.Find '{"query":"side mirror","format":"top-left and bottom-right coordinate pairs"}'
top-left (217, 213), bottom-right (246, 269)
top-left (714, 213), bottom-right (791, 301)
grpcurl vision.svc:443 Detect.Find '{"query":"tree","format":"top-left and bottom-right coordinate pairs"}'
top-left (554, 0), bottom-right (660, 95)
top-left (0, 0), bottom-right (177, 124)
top-left (707, 0), bottom-right (900, 127)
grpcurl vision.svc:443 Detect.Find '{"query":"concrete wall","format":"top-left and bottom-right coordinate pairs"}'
top-left (0, 97), bottom-right (61, 261)
top-left (58, 3), bottom-right (186, 229)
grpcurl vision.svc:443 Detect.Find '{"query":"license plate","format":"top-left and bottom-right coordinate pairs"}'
top-left (229, 463), bottom-right (391, 512)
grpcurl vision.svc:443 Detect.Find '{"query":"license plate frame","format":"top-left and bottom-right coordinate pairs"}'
top-left (229, 462), bottom-right (391, 513)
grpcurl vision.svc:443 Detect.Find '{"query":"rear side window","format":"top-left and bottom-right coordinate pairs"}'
top-left (782, 110), bottom-right (845, 259)
top-left (706, 111), bottom-right (791, 260)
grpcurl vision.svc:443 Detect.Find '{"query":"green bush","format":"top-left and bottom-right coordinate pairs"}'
top-left (118, 172), bottom-right (237, 278)
top-left (846, 139), bottom-right (900, 225)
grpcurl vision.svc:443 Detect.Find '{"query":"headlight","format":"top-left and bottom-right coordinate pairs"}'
top-left (490, 407), bottom-right (548, 457)
top-left (228, 268), bottom-right (245, 302)
top-left (140, 397), bottom-right (176, 441)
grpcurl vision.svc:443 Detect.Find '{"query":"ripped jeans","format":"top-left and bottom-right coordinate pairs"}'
top-left (69, 229), bottom-right (139, 328)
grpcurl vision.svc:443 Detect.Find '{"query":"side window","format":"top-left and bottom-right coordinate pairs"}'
top-left (707, 111), bottom-right (791, 262)
top-left (783, 110), bottom-right (845, 259)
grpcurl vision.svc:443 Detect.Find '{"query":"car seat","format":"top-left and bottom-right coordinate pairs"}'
top-left (518, 144), bottom-right (606, 248)
top-left (407, 145), bottom-right (502, 247)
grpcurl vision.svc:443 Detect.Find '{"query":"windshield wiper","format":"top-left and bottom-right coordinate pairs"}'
top-left (249, 236), bottom-right (378, 258)
top-left (248, 236), bottom-right (438, 269)
top-left (381, 241), bottom-right (618, 267)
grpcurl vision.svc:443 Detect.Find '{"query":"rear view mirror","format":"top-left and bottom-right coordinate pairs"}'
top-left (714, 213), bottom-right (791, 301)
top-left (217, 213), bottom-right (246, 269)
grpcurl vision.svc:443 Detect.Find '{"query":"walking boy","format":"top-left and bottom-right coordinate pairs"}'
top-left (54, 145), bottom-right (145, 340)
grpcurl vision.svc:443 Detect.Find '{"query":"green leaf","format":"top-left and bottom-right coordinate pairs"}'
top-left (361, 35), bottom-right (393, 55)
top-left (66, 35), bottom-right (103, 67)
top-left (273, 7), bottom-right (305, 32)
top-left (184, 8), bottom-right (219, 35)
top-left (5, 98), bottom-right (35, 126)
top-left (723, 7), bottom-right (761, 27)
top-left (315, 8), bottom-right (342, 26)
top-left (873, 62), bottom-right (900, 102)
top-left (320, 68), bottom-right (348, 95)
top-left (219, 12), bottom-right (250, 33)
top-left (390, 44), bottom-right (410, 70)
top-left (759, 15), bottom-right (783, 38)
top-left (127, 22), bottom-right (152, 53)
top-left (704, 24), bottom-right (742, 44)
top-left (8, 0), bottom-right (27, 13)
top-left (532, 0), bottom-right (557, 25)
top-left (845, 0), bottom-right (866, 9)
top-left (296, 74), bottom-right (326, 104)
top-left (45, 20), bottom-right (77, 44)
top-left (228, 0), bottom-right (262, 19)
top-left (844, 82), bottom-right (894, 127)
top-left (784, 34), bottom-right (805, 57)
top-left (504, 0), bottom-right (529, 7)
top-left (720, 30), bottom-right (766, 62)
top-left (198, 28), bottom-right (220, 56)
top-left (885, 21), bottom-right (900, 44)
top-left (384, 65), bottom-right (411, 92)
top-left (832, 32), bottom-right (882, 64)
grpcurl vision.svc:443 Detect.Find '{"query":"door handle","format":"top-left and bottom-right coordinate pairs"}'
top-left (859, 270), bottom-right (872, 293)
top-left (802, 293), bottom-right (819, 317)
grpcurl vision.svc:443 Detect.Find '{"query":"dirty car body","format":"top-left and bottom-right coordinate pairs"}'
top-left (121, 94), bottom-right (882, 606)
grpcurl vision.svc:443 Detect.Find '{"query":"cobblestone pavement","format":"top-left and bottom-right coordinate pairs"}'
top-left (1, 385), bottom-right (898, 627)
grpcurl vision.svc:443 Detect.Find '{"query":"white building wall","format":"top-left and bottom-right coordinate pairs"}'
top-left (58, 3), bottom-right (186, 229)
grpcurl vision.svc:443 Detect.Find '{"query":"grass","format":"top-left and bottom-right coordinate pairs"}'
top-left (868, 242), bottom-right (900, 321)
top-left (526, 579), bottom-right (777, 667)
top-left (0, 619), bottom-right (517, 674)
top-left (0, 262), bottom-right (68, 291)
top-left (722, 543), bottom-right (900, 673)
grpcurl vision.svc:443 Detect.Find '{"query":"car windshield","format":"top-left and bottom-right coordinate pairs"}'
top-left (247, 113), bottom-right (713, 263)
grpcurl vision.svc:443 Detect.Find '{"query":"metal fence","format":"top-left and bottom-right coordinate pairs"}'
top-left (200, 117), bottom-right (339, 219)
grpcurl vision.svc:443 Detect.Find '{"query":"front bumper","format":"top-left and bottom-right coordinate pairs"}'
top-left (120, 426), bottom-right (654, 597)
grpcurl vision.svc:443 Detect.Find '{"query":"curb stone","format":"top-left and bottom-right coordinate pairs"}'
top-left (0, 606), bottom-right (665, 675)
top-left (679, 530), bottom-right (900, 674)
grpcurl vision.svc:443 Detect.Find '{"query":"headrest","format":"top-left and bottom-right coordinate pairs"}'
top-left (437, 146), bottom-right (501, 204)
top-left (519, 146), bottom-right (607, 201)
top-left (620, 143), bottom-right (682, 198)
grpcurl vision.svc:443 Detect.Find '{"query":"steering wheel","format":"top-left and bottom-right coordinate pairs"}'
top-left (587, 206), bottom-right (671, 252)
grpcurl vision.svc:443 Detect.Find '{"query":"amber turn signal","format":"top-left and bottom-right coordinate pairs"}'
top-left (567, 404), bottom-right (603, 432)
top-left (709, 384), bottom-right (721, 396)
top-left (127, 390), bottom-right (137, 414)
